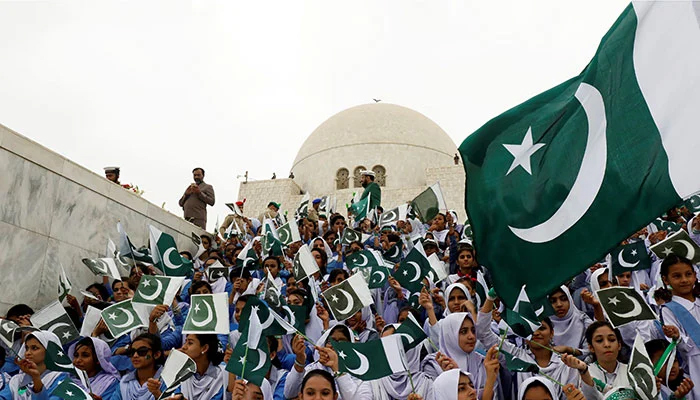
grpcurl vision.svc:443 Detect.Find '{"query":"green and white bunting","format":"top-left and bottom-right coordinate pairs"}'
top-left (132, 275), bottom-right (185, 306)
top-left (650, 229), bottom-right (700, 263)
top-left (332, 336), bottom-right (407, 381)
top-left (101, 300), bottom-right (147, 337)
top-left (458, 2), bottom-right (700, 307)
top-left (58, 263), bottom-right (72, 302)
top-left (149, 225), bottom-right (192, 277)
top-left (596, 287), bottom-right (657, 328)
top-left (322, 273), bottom-right (373, 321)
top-left (182, 293), bottom-right (229, 334)
top-left (610, 241), bottom-right (652, 277)
top-left (31, 301), bottom-right (80, 345)
top-left (277, 217), bottom-right (301, 246)
top-left (627, 334), bottom-right (658, 400)
top-left (410, 182), bottom-right (447, 223)
top-left (292, 244), bottom-right (319, 282)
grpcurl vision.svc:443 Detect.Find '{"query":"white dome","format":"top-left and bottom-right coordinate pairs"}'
top-left (291, 103), bottom-right (458, 195)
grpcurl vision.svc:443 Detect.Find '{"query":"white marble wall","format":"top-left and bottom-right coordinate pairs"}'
top-left (0, 124), bottom-right (205, 315)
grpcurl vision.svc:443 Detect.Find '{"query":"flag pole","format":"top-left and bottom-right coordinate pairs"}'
top-left (653, 339), bottom-right (678, 376)
top-left (497, 329), bottom-right (508, 352)
top-left (528, 339), bottom-right (562, 355)
top-left (240, 345), bottom-right (249, 381)
top-left (405, 367), bottom-right (416, 393)
top-left (427, 337), bottom-right (439, 352)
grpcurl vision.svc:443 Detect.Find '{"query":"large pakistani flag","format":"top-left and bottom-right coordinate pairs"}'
top-left (149, 225), bottom-right (192, 277)
top-left (458, 2), bottom-right (700, 306)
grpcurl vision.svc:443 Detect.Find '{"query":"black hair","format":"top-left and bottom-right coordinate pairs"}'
top-left (131, 333), bottom-right (165, 366)
top-left (89, 301), bottom-right (113, 311)
top-left (191, 281), bottom-right (213, 295)
top-left (398, 306), bottom-right (422, 324)
top-left (263, 256), bottom-right (281, 269)
top-left (236, 294), bottom-right (254, 306)
top-left (180, 251), bottom-right (193, 260)
top-left (540, 317), bottom-right (553, 331)
top-left (659, 254), bottom-right (700, 298)
top-left (585, 321), bottom-right (624, 361)
top-left (74, 337), bottom-right (102, 373)
top-left (64, 306), bottom-right (82, 331)
top-left (230, 267), bottom-right (252, 281)
top-left (523, 380), bottom-right (553, 399)
top-left (329, 269), bottom-right (349, 283)
top-left (322, 230), bottom-right (336, 241)
top-left (300, 369), bottom-right (337, 395)
top-left (329, 215), bottom-right (345, 228)
top-left (6, 304), bottom-right (34, 319)
top-left (86, 284), bottom-right (109, 302)
top-left (387, 234), bottom-right (401, 243)
top-left (188, 334), bottom-right (224, 365)
top-left (0, 346), bottom-right (5, 368)
top-left (645, 339), bottom-right (684, 391)
top-left (328, 325), bottom-right (352, 342)
top-left (267, 336), bottom-right (281, 369)
top-left (192, 167), bottom-right (205, 175)
top-left (310, 248), bottom-right (328, 276)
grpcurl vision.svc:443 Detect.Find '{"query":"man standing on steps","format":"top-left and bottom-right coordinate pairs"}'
top-left (179, 167), bottom-right (215, 229)
top-left (360, 170), bottom-right (381, 209)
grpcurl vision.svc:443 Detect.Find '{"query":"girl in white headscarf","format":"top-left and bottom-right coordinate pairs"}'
top-left (432, 369), bottom-right (477, 400)
top-left (371, 324), bottom-right (434, 400)
top-left (477, 297), bottom-right (579, 400)
top-left (9, 331), bottom-right (68, 400)
top-left (548, 286), bottom-right (592, 354)
top-left (430, 313), bottom-right (500, 399)
top-left (517, 376), bottom-right (557, 400)
top-left (424, 283), bottom-right (473, 347)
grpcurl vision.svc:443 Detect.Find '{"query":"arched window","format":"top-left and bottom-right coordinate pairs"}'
top-left (372, 165), bottom-right (386, 187)
top-left (353, 166), bottom-right (366, 188)
top-left (336, 168), bottom-right (349, 190)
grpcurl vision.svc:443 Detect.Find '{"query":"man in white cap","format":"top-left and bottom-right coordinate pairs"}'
top-left (360, 170), bottom-right (381, 209)
top-left (104, 166), bottom-right (121, 184)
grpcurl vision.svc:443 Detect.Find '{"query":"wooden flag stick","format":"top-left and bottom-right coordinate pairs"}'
top-left (528, 339), bottom-right (562, 355)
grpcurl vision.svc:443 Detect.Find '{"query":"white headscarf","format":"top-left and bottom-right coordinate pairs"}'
top-left (688, 213), bottom-right (700, 245)
top-left (180, 363), bottom-right (226, 400)
top-left (443, 283), bottom-right (472, 316)
top-left (10, 331), bottom-right (67, 400)
top-left (68, 337), bottom-right (120, 395)
top-left (517, 376), bottom-right (557, 400)
top-left (437, 313), bottom-right (485, 393)
top-left (433, 369), bottom-right (473, 400)
top-left (312, 236), bottom-right (334, 259)
top-left (373, 325), bottom-right (433, 400)
top-left (549, 285), bottom-right (590, 349)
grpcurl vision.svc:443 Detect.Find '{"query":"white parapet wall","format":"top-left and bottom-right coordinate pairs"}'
top-left (0, 124), bottom-right (205, 315)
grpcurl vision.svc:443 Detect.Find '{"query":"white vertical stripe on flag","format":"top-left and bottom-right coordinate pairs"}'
top-left (347, 274), bottom-right (374, 308)
top-left (633, 1), bottom-right (700, 198)
top-left (382, 336), bottom-right (408, 374)
top-left (247, 308), bottom-right (263, 349)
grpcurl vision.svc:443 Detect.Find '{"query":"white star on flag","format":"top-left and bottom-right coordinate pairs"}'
top-left (631, 249), bottom-right (637, 256)
top-left (193, 303), bottom-right (201, 313)
top-left (65, 391), bottom-right (73, 397)
top-left (108, 313), bottom-right (117, 321)
top-left (239, 356), bottom-right (245, 365)
top-left (608, 296), bottom-right (620, 306)
top-left (62, 332), bottom-right (71, 339)
top-left (402, 270), bottom-right (408, 276)
top-left (331, 295), bottom-right (339, 303)
top-left (57, 351), bottom-right (64, 357)
top-left (338, 350), bottom-right (347, 359)
top-left (662, 247), bottom-right (673, 256)
top-left (503, 126), bottom-right (546, 176)
top-left (142, 279), bottom-right (150, 287)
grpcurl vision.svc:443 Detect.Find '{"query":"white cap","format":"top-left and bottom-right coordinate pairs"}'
top-left (103, 166), bottom-right (120, 173)
top-left (360, 170), bottom-right (375, 177)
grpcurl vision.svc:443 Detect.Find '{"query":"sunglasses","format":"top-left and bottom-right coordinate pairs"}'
top-left (127, 347), bottom-right (152, 358)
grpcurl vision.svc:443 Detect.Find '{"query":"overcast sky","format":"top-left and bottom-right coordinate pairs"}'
top-left (0, 0), bottom-right (629, 230)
